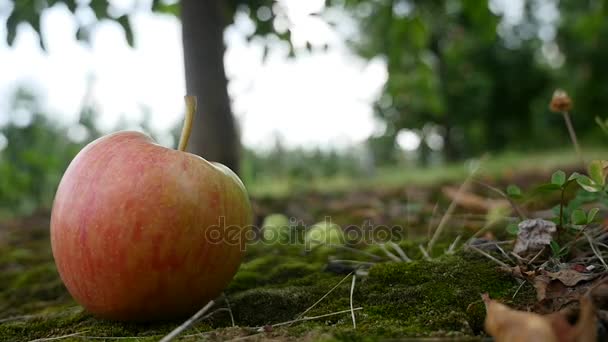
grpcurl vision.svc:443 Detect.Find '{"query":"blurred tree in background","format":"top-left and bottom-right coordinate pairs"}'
top-left (0, 89), bottom-right (98, 218)
top-left (323, 0), bottom-right (608, 164)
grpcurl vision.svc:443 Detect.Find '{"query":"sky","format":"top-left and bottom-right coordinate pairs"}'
top-left (0, 0), bottom-right (388, 151)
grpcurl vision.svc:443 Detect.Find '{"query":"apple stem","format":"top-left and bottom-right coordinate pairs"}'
top-left (178, 96), bottom-right (197, 152)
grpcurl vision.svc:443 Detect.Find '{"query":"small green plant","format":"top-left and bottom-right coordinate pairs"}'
top-left (505, 160), bottom-right (607, 261)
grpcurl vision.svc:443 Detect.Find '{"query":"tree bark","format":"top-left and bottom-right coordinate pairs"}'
top-left (180, 0), bottom-right (240, 173)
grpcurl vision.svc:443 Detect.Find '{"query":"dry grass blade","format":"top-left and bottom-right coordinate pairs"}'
top-left (388, 241), bottom-right (411, 262)
top-left (266, 308), bottom-right (363, 330)
top-left (350, 274), bottom-right (357, 329)
top-left (586, 232), bottom-right (608, 271)
top-left (475, 180), bottom-right (526, 220)
top-left (427, 158), bottom-right (483, 253)
top-left (379, 243), bottom-right (402, 262)
top-left (446, 235), bottom-right (461, 254)
top-left (159, 300), bottom-right (215, 342)
top-left (418, 244), bottom-right (431, 260)
top-left (467, 245), bottom-right (511, 268)
top-left (290, 271), bottom-right (353, 326)
top-left (28, 332), bottom-right (86, 342)
top-left (223, 293), bottom-right (236, 327)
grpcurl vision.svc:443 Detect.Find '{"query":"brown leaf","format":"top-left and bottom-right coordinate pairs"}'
top-left (483, 293), bottom-right (558, 342)
top-left (442, 186), bottom-right (509, 213)
top-left (483, 294), bottom-right (597, 342)
top-left (544, 269), bottom-right (599, 287)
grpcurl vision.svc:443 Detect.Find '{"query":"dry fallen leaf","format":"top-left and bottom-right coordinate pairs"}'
top-left (483, 293), bottom-right (597, 342)
top-left (483, 293), bottom-right (558, 342)
top-left (513, 218), bottom-right (556, 256)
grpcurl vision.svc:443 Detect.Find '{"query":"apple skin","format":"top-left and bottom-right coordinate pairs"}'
top-left (50, 131), bottom-right (253, 321)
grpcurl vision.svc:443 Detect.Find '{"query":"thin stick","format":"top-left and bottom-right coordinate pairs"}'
top-left (562, 111), bottom-right (584, 165)
top-left (28, 332), bottom-right (85, 342)
top-left (586, 233), bottom-right (608, 271)
top-left (427, 160), bottom-right (482, 253)
top-left (290, 272), bottom-right (353, 325)
top-left (467, 245), bottom-right (511, 268)
top-left (350, 274), bottom-right (357, 329)
top-left (223, 293), bottom-right (236, 327)
top-left (388, 241), bottom-right (411, 262)
top-left (159, 300), bottom-right (215, 342)
top-left (177, 96), bottom-right (197, 152)
top-left (379, 244), bottom-right (402, 262)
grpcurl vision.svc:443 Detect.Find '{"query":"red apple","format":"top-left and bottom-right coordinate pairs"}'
top-left (50, 97), bottom-right (253, 320)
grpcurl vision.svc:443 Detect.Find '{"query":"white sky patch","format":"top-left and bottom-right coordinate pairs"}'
top-left (0, 0), bottom-right (387, 150)
top-left (396, 129), bottom-right (421, 151)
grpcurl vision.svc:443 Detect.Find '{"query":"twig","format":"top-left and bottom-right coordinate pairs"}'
top-left (427, 159), bottom-right (482, 254)
top-left (467, 245), bottom-right (511, 268)
top-left (379, 244), bottom-right (402, 262)
top-left (28, 332), bottom-right (86, 342)
top-left (262, 308), bottom-right (363, 330)
top-left (223, 293), bottom-right (236, 327)
top-left (586, 233), bottom-right (608, 271)
top-left (350, 274), bottom-right (357, 329)
top-left (159, 300), bottom-right (215, 342)
top-left (388, 241), bottom-right (412, 262)
top-left (290, 272), bottom-right (353, 325)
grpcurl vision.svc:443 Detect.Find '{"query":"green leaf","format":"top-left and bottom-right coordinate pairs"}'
top-left (117, 15), bottom-right (134, 47)
top-left (575, 175), bottom-right (602, 192)
top-left (596, 116), bottom-right (608, 135)
top-left (506, 223), bottom-right (519, 235)
top-left (588, 160), bottom-right (607, 186)
top-left (551, 170), bottom-right (566, 187)
top-left (550, 240), bottom-right (560, 256)
top-left (90, 0), bottom-right (109, 20)
top-left (533, 183), bottom-right (562, 193)
top-left (506, 185), bottom-right (522, 198)
top-left (6, 10), bottom-right (18, 46)
top-left (571, 208), bottom-right (587, 225)
top-left (587, 208), bottom-right (600, 224)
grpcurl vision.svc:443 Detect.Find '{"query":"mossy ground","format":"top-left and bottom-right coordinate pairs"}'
top-left (0, 187), bottom-right (536, 341)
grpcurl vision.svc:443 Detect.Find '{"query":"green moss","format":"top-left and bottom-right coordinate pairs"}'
top-left (1, 210), bottom-right (534, 341)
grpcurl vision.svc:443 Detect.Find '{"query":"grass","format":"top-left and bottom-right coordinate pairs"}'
top-left (248, 147), bottom-right (607, 197)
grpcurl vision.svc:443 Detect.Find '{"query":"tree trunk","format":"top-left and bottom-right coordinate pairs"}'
top-left (180, 0), bottom-right (240, 173)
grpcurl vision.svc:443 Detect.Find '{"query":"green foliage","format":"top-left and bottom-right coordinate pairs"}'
top-left (3, 0), bottom-right (298, 53)
top-left (0, 90), bottom-right (98, 218)
top-left (507, 161), bottom-right (608, 246)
